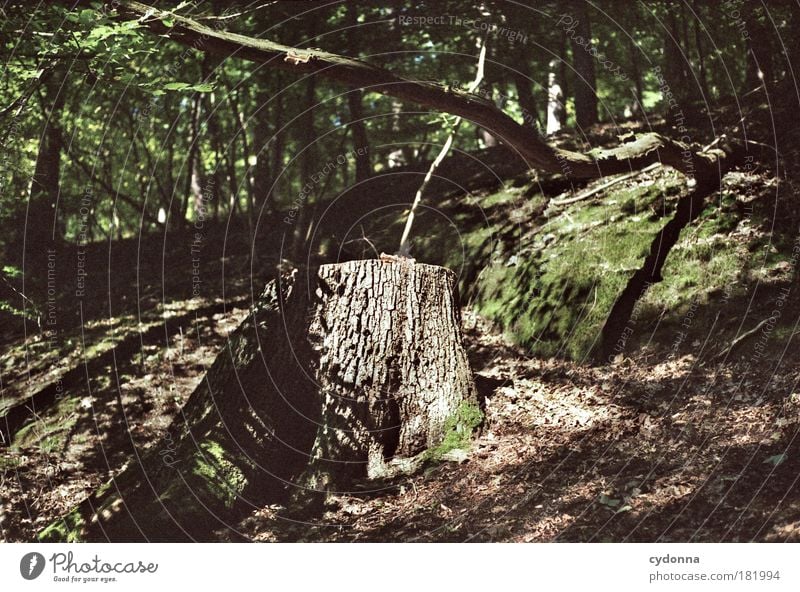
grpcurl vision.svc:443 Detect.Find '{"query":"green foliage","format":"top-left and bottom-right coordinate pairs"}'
top-left (2, 0), bottom-right (794, 253)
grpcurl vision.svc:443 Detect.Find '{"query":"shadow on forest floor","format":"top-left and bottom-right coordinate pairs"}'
top-left (224, 313), bottom-right (800, 542)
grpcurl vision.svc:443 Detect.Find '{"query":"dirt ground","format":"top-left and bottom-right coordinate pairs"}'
top-left (3, 302), bottom-right (798, 542)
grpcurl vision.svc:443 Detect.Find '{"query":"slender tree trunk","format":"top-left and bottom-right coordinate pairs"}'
top-left (270, 73), bottom-right (286, 202)
top-left (290, 75), bottom-right (317, 260)
top-left (692, 0), bottom-right (711, 101)
top-left (742, 0), bottom-right (774, 92)
top-left (570, 0), bottom-right (597, 128)
top-left (663, 9), bottom-right (685, 105)
top-left (226, 138), bottom-right (239, 218)
top-left (21, 65), bottom-right (67, 260)
top-left (625, 7), bottom-right (644, 118)
top-left (513, 55), bottom-right (540, 131)
top-left (345, 3), bottom-right (372, 183)
top-left (557, 33), bottom-right (570, 127)
top-left (346, 90), bottom-right (371, 182)
top-left (205, 90), bottom-right (223, 224)
top-left (252, 84), bottom-right (272, 218)
top-left (181, 92), bottom-right (203, 225)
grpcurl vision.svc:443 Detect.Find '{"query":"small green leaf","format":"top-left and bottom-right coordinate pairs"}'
top-left (764, 453), bottom-right (787, 467)
top-left (190, 83), bottom-right (214, 93)
top-left (79, 9), bottom-right (96, 24)
top-left (163, 82), bottom-right (190, 90)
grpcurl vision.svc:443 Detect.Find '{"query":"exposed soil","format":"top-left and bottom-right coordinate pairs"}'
top-left (228, 312), bottom-right (800, 542)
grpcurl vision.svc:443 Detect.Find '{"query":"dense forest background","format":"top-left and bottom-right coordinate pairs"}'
top-left (1, 0), bottom-right (800, 542)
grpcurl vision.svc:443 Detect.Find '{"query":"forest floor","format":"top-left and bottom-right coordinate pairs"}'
top-left (2, 302), bottom-right (798, 542)
top-left (232, 312), bottom-right (800, 543)
top-left (2, 116), bottom-right (799, 542)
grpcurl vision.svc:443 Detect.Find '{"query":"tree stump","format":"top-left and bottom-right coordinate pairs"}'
top-left (298, 260), bottom-right (477, 501)
top-left (38, 260), bottom-right (477, 541)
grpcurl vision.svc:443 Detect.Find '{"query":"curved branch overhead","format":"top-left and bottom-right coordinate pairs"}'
top-left (50, 0), bottom-right (748, 180)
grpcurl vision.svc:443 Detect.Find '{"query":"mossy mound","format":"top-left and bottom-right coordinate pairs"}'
top-left (347, 166), bottom-right (794, 361)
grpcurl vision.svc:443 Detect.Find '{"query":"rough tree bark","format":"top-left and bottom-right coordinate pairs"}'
top-left (39, 260), bottom-right (477, 541)
top-left (297, 261), bottom-right (476, 507)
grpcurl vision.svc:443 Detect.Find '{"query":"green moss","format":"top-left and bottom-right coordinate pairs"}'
top-left (473, 207), bottom-right (666, 359)
top-left (642, 202), bottom-right (752, 318)
top-left (194, 440), bottom-right (247, 508)
top-left (481, 187), bottom-right (521, 207)
top-left (425, 401), bottom-right (484, 461)
top-left (38, 507), bottom-right (85, 542)
top-left (357, 169), bottom-right (716, 360)
top-left (12, 395), bottom-right (81, 453)
top-left (0, 454), bottom-right (22, 470)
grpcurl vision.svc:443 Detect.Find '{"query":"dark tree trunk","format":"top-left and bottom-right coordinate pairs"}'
top-left (269, 72), bottom-right (286, 201)
top-left (39, 260), bottom-right (477, 541)
top-left (692, 0), bottom-right (711, 101)
top-left (662, 6), bottom-right (700, 114)
top-left (290, 75), bottom-right (318, 260)
top-left (225, 82), bottom-right (256, 242)
top-left (346, 89), bottom-right (372, 182)
top-left (345, 3), bottom-right (372, 183)
top-left (181, 92), bottom-right (203, 226)
top-left (742, 0), bottom-right (774, 92)
top-left (557, 33), bottom-right (570, 127)
top-left (252, 81), bottom-right (273, 219)
top-left (206, 91), bottom-right (223, 224)
top-left (511, 35), bottom-right (544, 133)
top-left (570, 0), bottom-right (597, 129)
top-left (513, 61), bottom-right (540, 131)
top-left (19, 65), bottom-right (67, 260)
top-left (225, 138), bottom-right (239, 218)
top-left (625, 8), bottom-right (644, 118)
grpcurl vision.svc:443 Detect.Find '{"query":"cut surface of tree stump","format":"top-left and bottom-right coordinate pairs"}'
top-left (38, 260), bottom-right (477, 541)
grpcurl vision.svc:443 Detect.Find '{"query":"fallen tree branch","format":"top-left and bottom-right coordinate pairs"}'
top-left (550, 163), bottom-right (662, 207)
top-left (712, 317), bottom-right (770, 361)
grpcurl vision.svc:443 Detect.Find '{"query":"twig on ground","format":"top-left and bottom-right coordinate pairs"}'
top-left (550, 162), bottom-right (661, 207)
